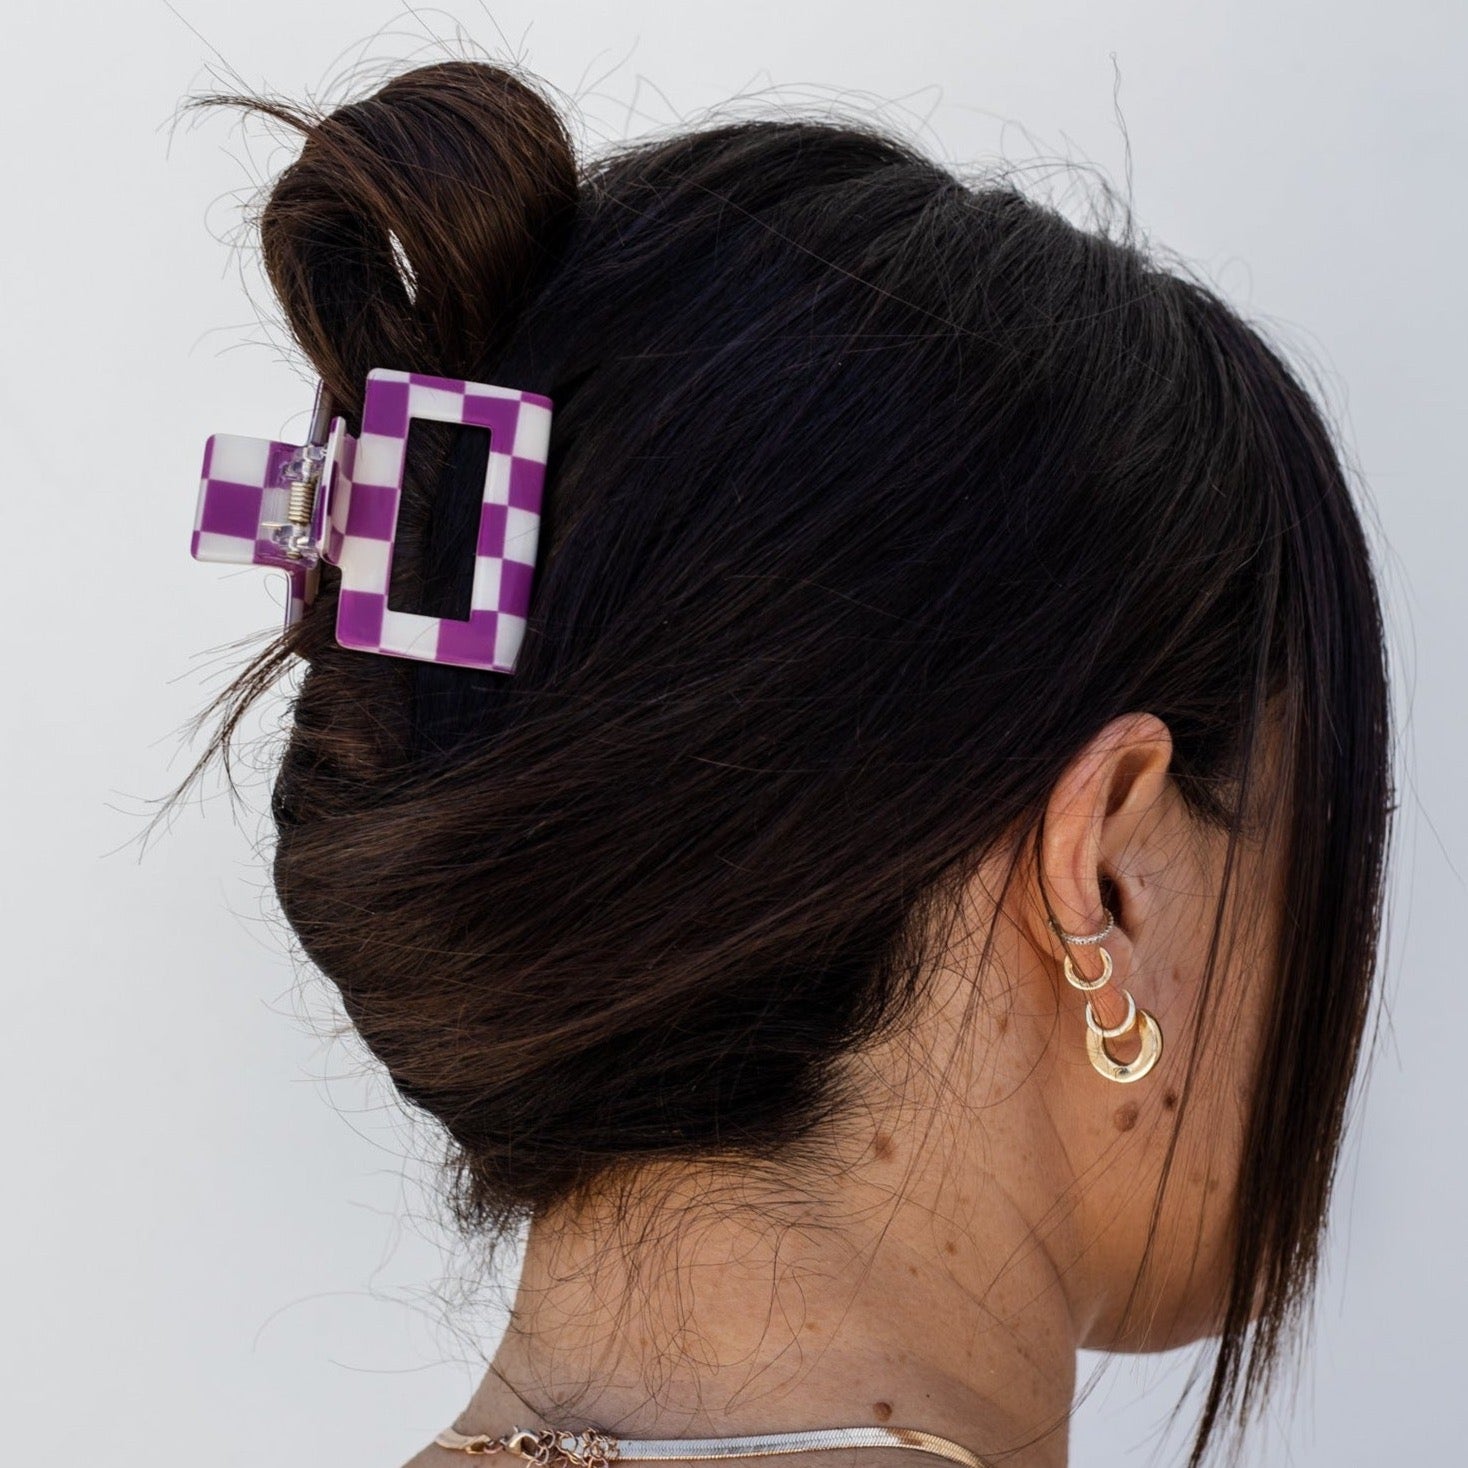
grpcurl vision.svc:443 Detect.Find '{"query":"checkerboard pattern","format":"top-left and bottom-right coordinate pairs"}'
top-left (191, 432), bottom-right (321, 627)
top-left (318, 417), bottom-right (353, 569)
top-left (190, 369), bottom-right (553, 672)
top-left (331, 369), bottom-right (553, 674)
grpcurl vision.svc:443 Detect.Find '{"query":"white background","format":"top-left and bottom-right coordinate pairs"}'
top-left (2, 2), bottom-right (1462, 1463)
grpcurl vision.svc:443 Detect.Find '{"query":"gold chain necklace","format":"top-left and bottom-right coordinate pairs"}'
top-left (432, 1425), bottom-right (995, 1468)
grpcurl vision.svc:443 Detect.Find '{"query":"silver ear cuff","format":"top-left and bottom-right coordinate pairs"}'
top-left (1047, 905), bottom-right (1115, 945)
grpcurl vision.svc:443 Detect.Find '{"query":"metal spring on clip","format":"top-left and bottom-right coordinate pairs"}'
top-left (282, 383), bottom-right (336, 555)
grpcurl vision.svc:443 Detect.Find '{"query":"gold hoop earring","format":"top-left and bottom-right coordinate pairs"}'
top-left (1085, 987), bottom-right (1136, 1039)
top-left (1049, 907), bottom-right (1165, 1085)
top-left (1085, 1009), bottom-right (1163, 1083)
top-left (1051, 906), bottom-right (1114, 991)
top-left (1062, 946), bottom-right (1112, 992)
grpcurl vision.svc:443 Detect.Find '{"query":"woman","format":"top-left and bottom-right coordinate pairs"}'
top-left (180, 58), bottom-right (1393, 1468)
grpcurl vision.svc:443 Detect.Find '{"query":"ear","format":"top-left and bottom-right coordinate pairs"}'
top-left (1031, 713), bottom-right (1174, 988)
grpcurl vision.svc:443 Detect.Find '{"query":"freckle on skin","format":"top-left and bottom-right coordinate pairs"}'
top-left (907, 1264), bottom-right (919, 1276)
top-left (1163, 1089), bottom-right (1179, 1110)
top-left (872, 1133), bottom-right (895, 1162)
top-left (995, 1012), bottom-right (1009, 1033)
top-left (944, 1240), bottom-right (957, 1255)
top-left (872, 1403), bottom-right (893, 1423)
top-left (1113, 1102), bottom-right (1139, 1132)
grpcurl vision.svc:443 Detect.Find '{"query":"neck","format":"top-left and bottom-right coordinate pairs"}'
top-left (437, 1113), bottom-right (1081, 1468)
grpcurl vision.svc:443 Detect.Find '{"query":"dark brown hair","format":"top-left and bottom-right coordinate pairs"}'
top-left (175, 58), bottom-right (1393, 1468)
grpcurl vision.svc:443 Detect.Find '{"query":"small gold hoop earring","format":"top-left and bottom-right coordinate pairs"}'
top-left (1062, 946), bottom-right (1113, 992)
top-left (1085, 1008), bottom-right (1163, 1083)
top-left (1052, 906), bottom-right (1115, 991)
top-left (1085, 986), bottom-right (1137, 1039)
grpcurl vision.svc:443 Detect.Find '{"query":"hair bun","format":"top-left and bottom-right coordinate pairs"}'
top-left (257, 60), bottom-right (578, 414)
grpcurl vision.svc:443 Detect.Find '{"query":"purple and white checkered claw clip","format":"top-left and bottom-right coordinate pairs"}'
top-left (190, 368), bottom-right (554, 674)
